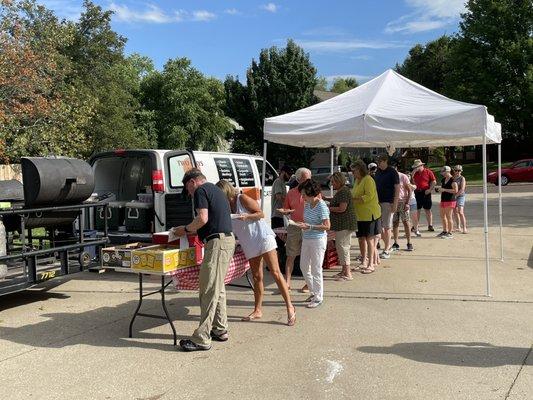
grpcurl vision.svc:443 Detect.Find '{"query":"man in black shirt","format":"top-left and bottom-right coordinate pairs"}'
top-left (374, 154), bottom-right (400, 259)
top-left (172, 168), bottom-right (235, 352)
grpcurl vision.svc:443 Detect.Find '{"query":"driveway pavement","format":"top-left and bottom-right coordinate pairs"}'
top-left (0, 189), bottom-right (531, 400)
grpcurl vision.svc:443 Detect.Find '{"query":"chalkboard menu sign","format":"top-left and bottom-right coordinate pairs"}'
top-left (214, 158), bottom-right (236, 185)
top-left (233, 158), bottom-right (255, 187)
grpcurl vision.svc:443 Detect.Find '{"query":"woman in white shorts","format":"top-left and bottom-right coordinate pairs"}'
top-left (216, 180), bottom-right (295, 326)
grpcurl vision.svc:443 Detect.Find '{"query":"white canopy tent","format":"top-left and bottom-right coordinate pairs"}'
top-left (262, 69), bottom-right (503, 296)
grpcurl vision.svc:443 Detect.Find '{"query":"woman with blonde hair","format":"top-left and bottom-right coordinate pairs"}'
top-left (216, 180), bottom-right (295, 326)
top-left (351, 160), bottom-right (382, 274)
top-left (328, 172), bottom-right (357, 281)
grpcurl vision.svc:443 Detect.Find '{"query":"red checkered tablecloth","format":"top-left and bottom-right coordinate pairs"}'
top-left (171, 250), bottom-right (250, 291)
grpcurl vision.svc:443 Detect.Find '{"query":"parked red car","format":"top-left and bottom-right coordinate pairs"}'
top-left (487, 159), bottom-right (533, 185)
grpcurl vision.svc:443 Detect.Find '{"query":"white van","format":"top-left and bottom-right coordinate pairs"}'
top-left (89, 149), bottom-right (277, 238)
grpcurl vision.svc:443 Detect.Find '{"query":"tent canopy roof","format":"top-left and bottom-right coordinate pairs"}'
top-left (263, 69), bottom-right (501, 148)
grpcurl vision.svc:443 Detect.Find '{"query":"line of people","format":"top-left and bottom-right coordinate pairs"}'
top-left (172, 156), bottom-right (468, 351)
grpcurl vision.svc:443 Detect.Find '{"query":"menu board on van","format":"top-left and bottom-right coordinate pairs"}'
top-left (214, 158), bottom-right (236, 185)
top-left (233, 159), bottom-right (255, 187)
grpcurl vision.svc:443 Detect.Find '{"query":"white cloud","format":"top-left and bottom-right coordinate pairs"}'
top-left (297, 39), bottom-right (408, 52)
top-left (224, 8), bottom-right (241, 15)
top-left (192, 10), bottom-right (216, 22)
top-left (108, 3), bottom-right (217, 24)
top-left (406, 0), bottom-right (466, 19)
top-left (37, 0), bottom-right (83, 21)
top-left (385, 0), bottom-right (466, 34)
top-left (261, 3), bottom-right (278, 13)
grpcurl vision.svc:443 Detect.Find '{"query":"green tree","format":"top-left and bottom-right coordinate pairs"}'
top-left (140, 57), bottom-right (232, 150)
top-left (331, 77), bottom-right (358, 93)
top-left (64, 1), bottom-right (152, 154)
top-left (314, 76), bottom-right (328, 91)
top-left (225, 39), bottom-right (318, 164)
top-left (0, 0), bottom-right (93, 162)
top-left (446, 0), bottom-right (532, 148)
top-left (395, 35), bottom-right (453, 93)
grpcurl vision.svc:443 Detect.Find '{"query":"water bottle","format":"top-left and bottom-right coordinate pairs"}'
top-left (0, 218), bottom-right (7, 279)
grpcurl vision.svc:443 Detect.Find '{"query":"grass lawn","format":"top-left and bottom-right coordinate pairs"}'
top-left (427, 162), bottom-right (513, 185)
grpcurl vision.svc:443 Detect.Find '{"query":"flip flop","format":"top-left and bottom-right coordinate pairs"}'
top-left (361, 266), bottom-right (375, 274)
top-left (287, 311), bottom-right (296, 326)
top-left (241, 313), bottom-right (262, 321)
top-left (335, 275), bottom-right (354, 281)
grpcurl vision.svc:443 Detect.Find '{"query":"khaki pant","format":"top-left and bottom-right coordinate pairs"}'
top-left (334, 230), bottom-right (352, 266)
top-left (192, 234), bottom-right (236, 346)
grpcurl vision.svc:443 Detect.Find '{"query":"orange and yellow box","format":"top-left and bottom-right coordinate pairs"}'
top-left (131, 245), bottom-right (198, 273)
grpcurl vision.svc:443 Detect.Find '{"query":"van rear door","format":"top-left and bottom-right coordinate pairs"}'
top-left (163, 151), bottom-right (196, 230)
top-left (253, 158), bottom-right (278, 222)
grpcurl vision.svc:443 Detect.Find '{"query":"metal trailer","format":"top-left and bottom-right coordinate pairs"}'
top-left (0, 202), bottom-right (109, 296)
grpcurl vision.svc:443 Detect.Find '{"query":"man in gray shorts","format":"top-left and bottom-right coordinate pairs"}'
top-left (374, 154), bottom-right (400, 259)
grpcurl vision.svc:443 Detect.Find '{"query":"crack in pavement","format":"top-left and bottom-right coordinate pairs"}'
top-left (504, 344), bottom-right (532, 400)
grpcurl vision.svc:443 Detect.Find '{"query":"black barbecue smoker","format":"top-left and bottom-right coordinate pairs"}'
top-left (0, 157), bottom-right (109, 296)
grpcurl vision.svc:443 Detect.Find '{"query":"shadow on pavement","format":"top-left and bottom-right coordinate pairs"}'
top-left (357, 342), bottom-right (532, 367)
top-left (0, 295), bottom-right (288, 352)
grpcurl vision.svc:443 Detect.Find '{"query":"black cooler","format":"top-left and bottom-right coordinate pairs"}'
top-left (96, 201), bottom-right (127, 231)
top-left (125, 202), bottom-right (153, 232)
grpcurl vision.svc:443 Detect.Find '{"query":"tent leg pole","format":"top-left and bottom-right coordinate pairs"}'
top-left (261, 141), bottom-right (268, 211)
top-left (330, 145), bottom-right (334, 197)
top-left (482, 139), bottom-right (491, 297)
top-left (498, 143), bottom-right (503, 262)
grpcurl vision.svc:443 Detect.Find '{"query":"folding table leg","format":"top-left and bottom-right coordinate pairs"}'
top-left (129, 273), bottom-right (143, 338)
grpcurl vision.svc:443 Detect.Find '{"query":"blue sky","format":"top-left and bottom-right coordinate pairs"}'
top-left (39, 0), bottom-right (467, 85)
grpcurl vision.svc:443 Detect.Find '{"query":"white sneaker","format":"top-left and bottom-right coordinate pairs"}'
top-left (306, 300), bottom-right (323, 309)
top-left (415, 230), bottom-right (422, 237)
top-left (379, 251), bottom-right (391, 259)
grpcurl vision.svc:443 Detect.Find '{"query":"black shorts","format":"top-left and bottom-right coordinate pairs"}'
top-left (415, 190), bottom-right (432, 210)
top-left (356, 218), bottom-right (382, 238)
top-left (271, 216), bottom-right (284, 229)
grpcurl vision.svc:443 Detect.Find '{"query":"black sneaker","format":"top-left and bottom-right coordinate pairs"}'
top-left (444, 232), bottom-right (453, 239)
top-left (179, 339), bottom-right (211, 352)
top-left (428, 225), bottom-right (435, 232)
top-left (406, 243), bottom-right (414, 251)
top-left (392, 243), bottom-right (400, 251)
top-left (437, 231), bottom-right (447, 237)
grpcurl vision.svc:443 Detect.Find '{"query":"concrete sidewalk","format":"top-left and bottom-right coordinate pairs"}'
top-left (0, 191), bottom-right (532, 399)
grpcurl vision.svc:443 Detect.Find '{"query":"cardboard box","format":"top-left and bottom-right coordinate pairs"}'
top-left (101, 242), bottom-right (157, 269)
top-left (152, 232), bottom-right (204, 265)
top-left (131, 245), bottom-right (198, 273)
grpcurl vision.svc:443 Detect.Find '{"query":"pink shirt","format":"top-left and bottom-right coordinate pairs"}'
top-left (283, 187), bottom-right (305, 222)
top-left (398, 172), bottom-right (411, 202)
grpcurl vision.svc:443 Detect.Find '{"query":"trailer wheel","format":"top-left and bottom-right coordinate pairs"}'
top-left (79, 251), bottom-right (91, 268)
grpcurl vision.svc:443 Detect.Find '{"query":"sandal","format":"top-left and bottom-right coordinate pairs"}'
top-left (287, 309), bottom-right (296, 326)
top-left (335, 274), bottom-right (354, 281)
top-left (361, 266), bottom-right (375, 274)
top-left (241, 313), bottom-right (262, 322)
